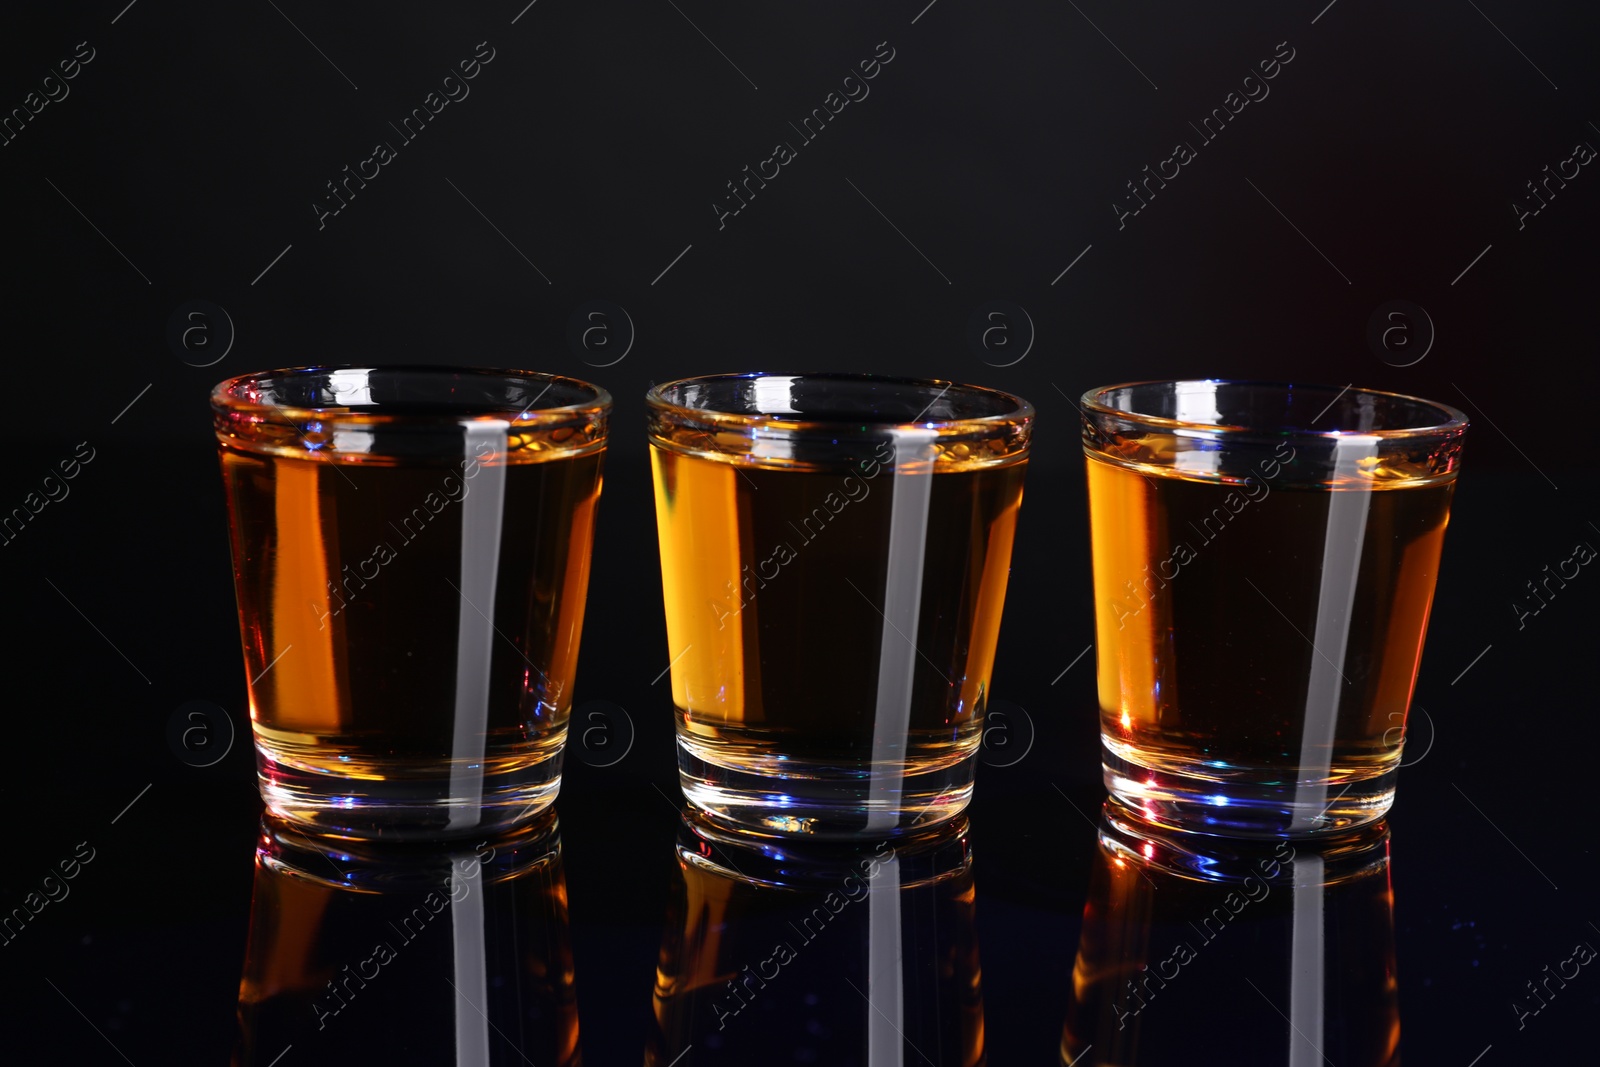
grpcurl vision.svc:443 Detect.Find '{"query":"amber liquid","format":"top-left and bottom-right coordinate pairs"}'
top-left (220, 444), bottom-right (602, 834)
top-left (651, 444), bottom-right (1024, 833)
top-left (1087, 455), bottom-right (1453, 829)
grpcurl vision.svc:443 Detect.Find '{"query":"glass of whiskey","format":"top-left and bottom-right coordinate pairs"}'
top-left (213, 366), bottom-right (609, 839)
top-left (647, 372), bottom-right (1033, 838)
top-left (1081, 380), bottom-right (1466, 837)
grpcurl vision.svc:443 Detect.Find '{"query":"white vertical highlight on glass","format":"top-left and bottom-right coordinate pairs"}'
top-left (448, 421), bottom-right (508, 833)
top-left (326, 367), bottom-right (375, 407)
top-left (863, 429), bottom-right (937, 836)
top-left (1290, 435), bottom-right (1377, 832)
top-left (1172, 380), bottom-right (1222, 425)
top-left (752, 375), bottom-right (802, 414)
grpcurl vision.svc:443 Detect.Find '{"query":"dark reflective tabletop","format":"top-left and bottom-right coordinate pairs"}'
top-left (7, 455), bottom-right (1598, 1065)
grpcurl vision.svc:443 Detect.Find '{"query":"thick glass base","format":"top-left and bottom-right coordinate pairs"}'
top-left (1103, 740), bottom-right (1396, 838)
top-left (257, 745), bottom-right (564, 841)
top-left (677, 737), bottom-right (974, 839)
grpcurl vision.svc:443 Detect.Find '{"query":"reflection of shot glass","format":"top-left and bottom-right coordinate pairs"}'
top-left (214, 367), bottom-right (609, 839)
top-left (1061, 802), bottom-right (1398, 1066)
top-left (648, 809), bottom-right (982, 1064)
top-left (1082, 381), bottom-right (1466, 837)
top-left (647, 373), bottom-right (1033, 838)
top-left (235, 811), bottom-right (578, 1064)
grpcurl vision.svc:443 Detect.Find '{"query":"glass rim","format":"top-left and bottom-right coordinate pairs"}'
top-left (1080, 378), bottom-right (1468, 440)
top-left (646, 371), bottom-right (1035, 435)
top-left (211, 364), bottom-right (613, 426)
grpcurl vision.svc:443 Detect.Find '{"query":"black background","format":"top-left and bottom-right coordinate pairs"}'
top-left (1, 1), bottom-right (1596, 1063)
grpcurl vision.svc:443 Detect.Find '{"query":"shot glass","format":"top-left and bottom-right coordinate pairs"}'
top-left (1082, 380), bottom-right (1466, 837)
top-left (647, 372), bottom-right (1033, 837)
top-left (214, 366), bottom-right (609, 839)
